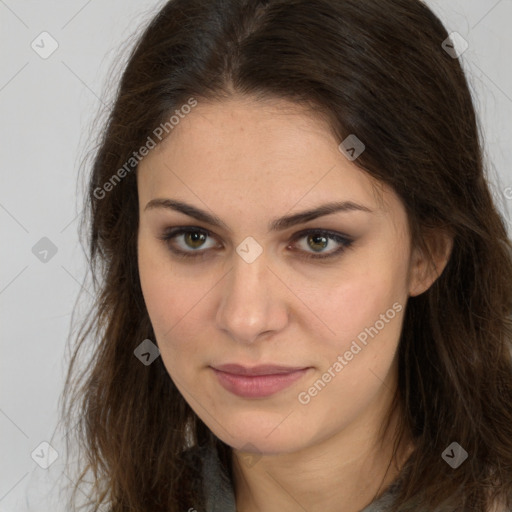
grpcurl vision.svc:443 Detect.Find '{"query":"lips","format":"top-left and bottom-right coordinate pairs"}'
top-left (210, 363), bottom-right (311, 398)
top-left (213, 363), bottom-right (308, 376)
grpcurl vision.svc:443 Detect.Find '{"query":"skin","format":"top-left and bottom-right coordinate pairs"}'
top-left (137, 95), bottom-right (453, 512)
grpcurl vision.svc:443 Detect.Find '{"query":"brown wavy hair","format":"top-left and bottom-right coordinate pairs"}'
top-left (60, 0), bottom-right (512, 510)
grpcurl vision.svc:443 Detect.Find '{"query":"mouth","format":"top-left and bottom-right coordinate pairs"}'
top-left (210, 363), bottom-right (311, 398)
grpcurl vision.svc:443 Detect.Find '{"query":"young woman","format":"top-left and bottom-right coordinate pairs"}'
top-left (61, 0), bottom-right (512, 511)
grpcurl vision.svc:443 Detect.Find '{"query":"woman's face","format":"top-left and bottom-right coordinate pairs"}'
top-left (137, 96), bottom-right (422, 455)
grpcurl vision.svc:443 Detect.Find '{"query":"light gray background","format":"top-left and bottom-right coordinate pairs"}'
top-left (1, 1), bottom-right (511, 510)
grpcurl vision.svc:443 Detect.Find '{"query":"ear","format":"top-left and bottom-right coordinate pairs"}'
top-left (408, 227), bottom-right (454, 297)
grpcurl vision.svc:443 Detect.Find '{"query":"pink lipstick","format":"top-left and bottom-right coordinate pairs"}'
top-left (211, 364), bottom-right (310, 398)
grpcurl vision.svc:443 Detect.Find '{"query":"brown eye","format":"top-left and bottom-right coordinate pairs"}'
top-left (158, 227), bottom-right (353, 262)
top-left (183, 231), bottom-right (208, 249)
top-left (158, 227), bottom-right (219, 259)
top-left (307, 234), bottom-right (329, 252)
top-left (289, 230), bottom-right (354, 260)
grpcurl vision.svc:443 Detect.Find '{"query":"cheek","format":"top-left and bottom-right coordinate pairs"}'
top-left (137, 236), bottom-right (216, 364)
top-left (138, 243), bottom-right (172, 327)
top-left (312, 258), bottom-right (409, 347)
top-left (138, 236), bottom-right (190, 342)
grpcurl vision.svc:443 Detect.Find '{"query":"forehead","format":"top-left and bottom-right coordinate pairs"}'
top-left (137, 96), bottom-right (392, 215)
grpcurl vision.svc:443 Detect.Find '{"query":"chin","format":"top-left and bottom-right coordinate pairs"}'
top-left (204, 409), bottom-right (313, 455)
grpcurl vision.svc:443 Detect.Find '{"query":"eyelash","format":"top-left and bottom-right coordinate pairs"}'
top-left (157, 227), bottom-right (354, 261)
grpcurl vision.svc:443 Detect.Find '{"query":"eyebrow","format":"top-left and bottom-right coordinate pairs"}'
top-left (144, 198), bottom-right (373, 232)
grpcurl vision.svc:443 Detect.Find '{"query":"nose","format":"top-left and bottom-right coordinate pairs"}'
top-left (215, 250), bottom-right (289, 345)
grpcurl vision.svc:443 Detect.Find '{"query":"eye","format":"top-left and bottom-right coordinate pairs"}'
top-left (158, 227), bottom-right (354, 261)
top-left (158, 227), bottom-right (219, 259)
top-left (288, 229), bottom-right (354, 260)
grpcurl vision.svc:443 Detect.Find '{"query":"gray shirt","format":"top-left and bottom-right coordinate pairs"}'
top-left (197, 443), bottom-right (403, 512)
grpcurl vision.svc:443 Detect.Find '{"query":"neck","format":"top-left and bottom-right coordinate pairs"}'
top-left (231, 386), bottom-right (414, 512)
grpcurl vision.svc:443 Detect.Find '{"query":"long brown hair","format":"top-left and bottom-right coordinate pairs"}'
top-left (60, 0), bottom-right (512, 510)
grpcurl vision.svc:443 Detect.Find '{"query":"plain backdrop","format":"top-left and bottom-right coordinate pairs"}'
top-left (1, 1), bottom-right (511, 510)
